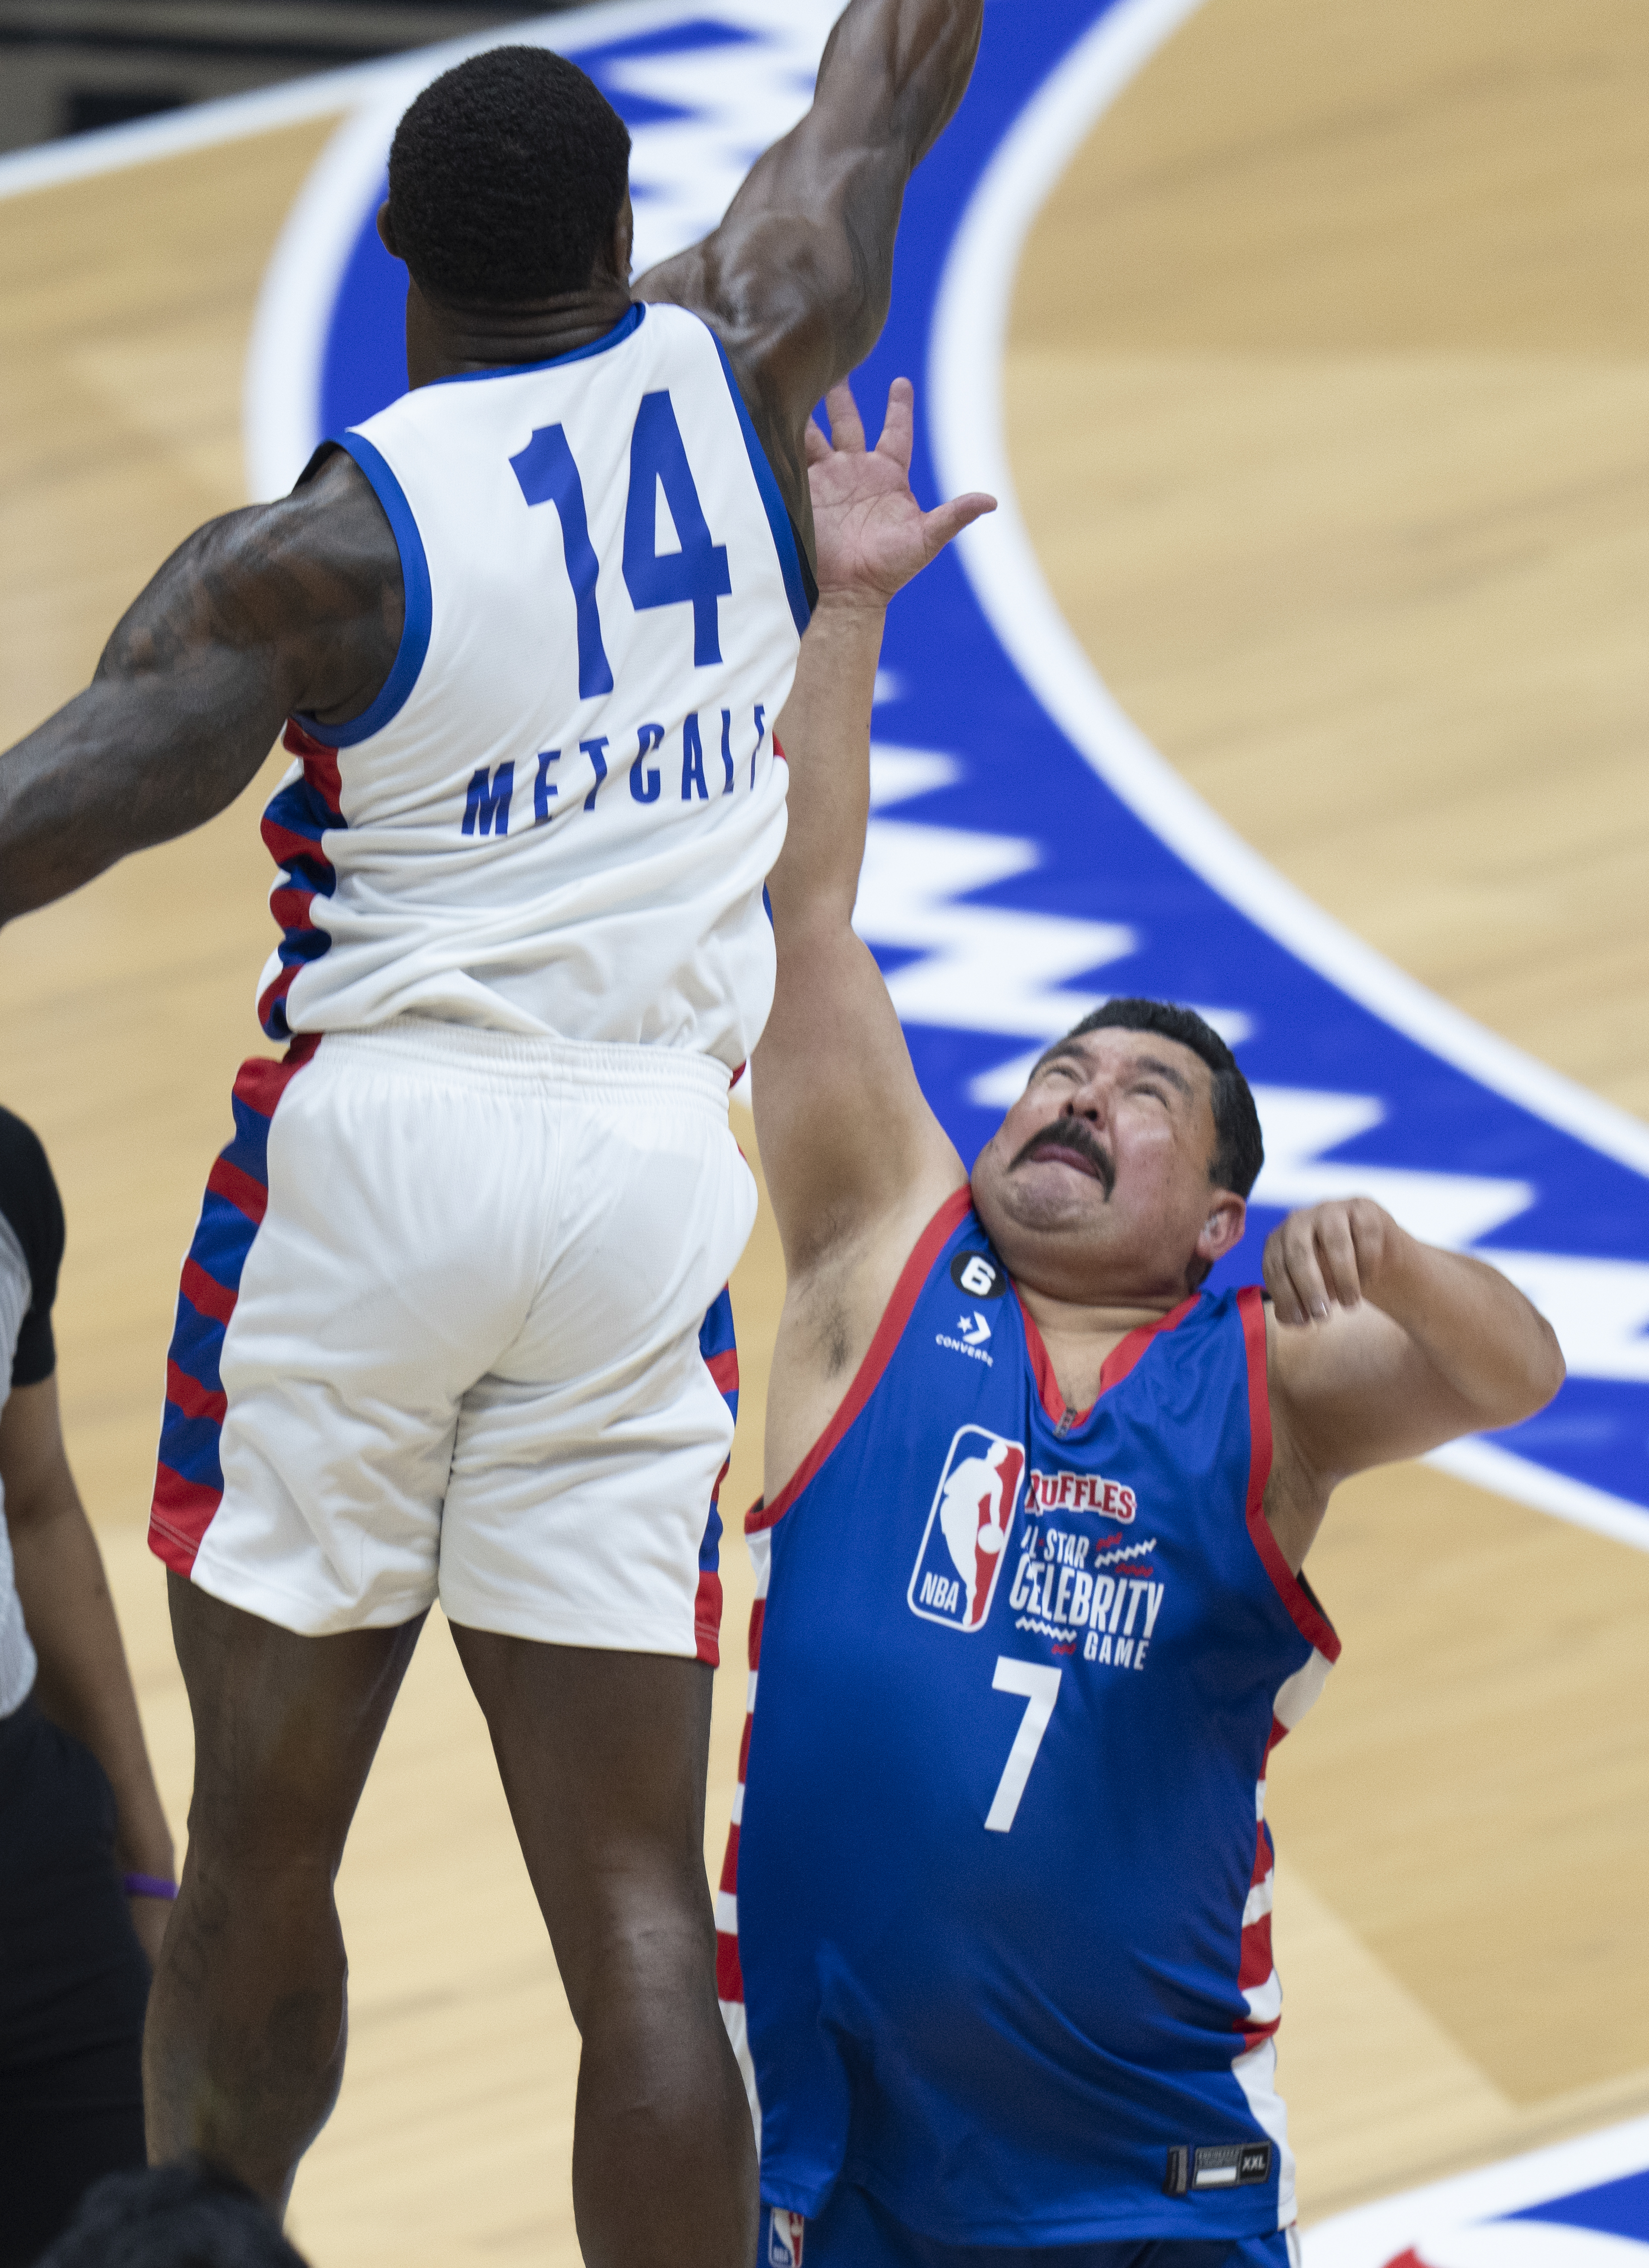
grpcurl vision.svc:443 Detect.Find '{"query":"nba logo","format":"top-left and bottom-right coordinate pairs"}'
top-left (908, 1426), bottom-right (1026, 1632)
top-left (767, 2208), bottom-right (805, 2266)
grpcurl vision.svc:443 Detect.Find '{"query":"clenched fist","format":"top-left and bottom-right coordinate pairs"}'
top-left (1262, 1197), bottom-right (1405, 1328)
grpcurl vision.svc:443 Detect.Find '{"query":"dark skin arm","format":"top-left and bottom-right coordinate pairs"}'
top-left (640, 0), bottom-right (983, 543)
top-left (0, 451), bottom-right (399, 926)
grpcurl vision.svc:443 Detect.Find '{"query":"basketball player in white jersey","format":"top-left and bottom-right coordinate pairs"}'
top-left (0, 10), bottom-right (985, 2257)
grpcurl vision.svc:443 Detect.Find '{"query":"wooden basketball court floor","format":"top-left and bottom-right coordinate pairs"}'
top-left (2, 2), bottom-right (1646, 2258)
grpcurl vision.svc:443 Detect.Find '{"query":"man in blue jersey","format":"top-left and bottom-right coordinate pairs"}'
top-left (720, 382), bottom-right (1566, 2266)
top-left (0, 7), bottom-right (986, 2259)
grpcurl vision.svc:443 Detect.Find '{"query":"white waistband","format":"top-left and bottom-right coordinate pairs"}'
top-left (312, 1019), bottom-right (733, 1109)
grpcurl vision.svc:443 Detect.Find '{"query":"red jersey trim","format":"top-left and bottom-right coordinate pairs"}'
top-left (1019, 1291), bottom-right (1200, 1428)
top-left (281, 717), bottom-right (344, 809)
top-left (1239, 1285), bottom-right (1341, 1662)
top-left (1102, 1294), bottom-right (1200, 1393)
top-left (749, 1183), bottom-right (974, 1534)
top-left (705, 1347), bottom-right (739, 1397)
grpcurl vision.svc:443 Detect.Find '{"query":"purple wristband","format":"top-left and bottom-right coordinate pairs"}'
top-left (123, 1872), bottom-right (178, 1901)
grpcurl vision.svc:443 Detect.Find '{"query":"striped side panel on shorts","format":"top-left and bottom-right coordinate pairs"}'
top-left (1238, 1646), bottom-right (1333, 2054)
top-left (715, 1515), bottom-right (769, 2143)
top-left (695, 1285), bottom-right (740, 1666)
top-left (147, 1038), bottom-right (318, 1577)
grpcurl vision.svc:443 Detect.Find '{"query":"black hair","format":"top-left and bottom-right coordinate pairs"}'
top-left (35, 2163), bottom-right (311, 2268)
top-left (1063, 997), bottom-right (1264, 1198)
top-left (387, 46), bottom-right (632, 307)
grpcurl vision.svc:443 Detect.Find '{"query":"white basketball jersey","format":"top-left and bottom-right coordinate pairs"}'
top-left (257, 302), bottom-right (808, 1069)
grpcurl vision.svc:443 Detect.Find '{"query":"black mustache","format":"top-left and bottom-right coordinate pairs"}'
top-left (1009, 1118), bottom-right (1115, 1197)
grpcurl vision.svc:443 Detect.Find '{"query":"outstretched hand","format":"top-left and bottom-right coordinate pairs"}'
top-left (807, 377), bottom-right (995, 608)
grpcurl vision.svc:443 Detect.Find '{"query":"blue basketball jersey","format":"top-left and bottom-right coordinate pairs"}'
top-left (717, 1190), bottom-right (1340, 2248)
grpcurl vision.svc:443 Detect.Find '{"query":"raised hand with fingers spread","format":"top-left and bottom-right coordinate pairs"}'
top-left (806, 376), bottom-right (995, 609)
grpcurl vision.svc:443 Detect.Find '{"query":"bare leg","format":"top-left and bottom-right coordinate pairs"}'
top-left (448, 1629), bottom-right (757, 2268)
top-left (144, 1575), bottom-right (423, 2211)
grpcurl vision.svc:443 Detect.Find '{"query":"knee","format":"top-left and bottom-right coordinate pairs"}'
top-left (183, 1782), bottom-right (347, 1888)
top-left (175, 1773), bottom-right (352, 1947)
top-left (183, 1704), bottom-right (366, 1886)
top-left (564, 1871), bottom-right (718, 2036)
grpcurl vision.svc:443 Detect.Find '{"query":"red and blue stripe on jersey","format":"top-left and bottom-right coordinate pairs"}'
top-left (719, 1190), bottom-right (1339, 2246)
top-left (258, 719), bottom-right (345, 1041)
top-left (148, 1040), bottom-right (318, 1575)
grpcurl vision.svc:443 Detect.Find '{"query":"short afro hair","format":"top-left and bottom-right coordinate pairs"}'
top-left (387, 46), bottom-right (631, 307)
top-left (1063, 997), bottom-right (1264, 1198)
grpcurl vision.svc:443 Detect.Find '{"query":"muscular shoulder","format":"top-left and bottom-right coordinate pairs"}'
top-left (649, 214), bottom-right (858, 357)
top-left (281, 446), bottom-right (404, 604)
top-left (637, 225), bottom-right (848, 530)
top-left (98, 448), bottom-right (404, 726)
top-left (199, 449), bottom-right (401, 647)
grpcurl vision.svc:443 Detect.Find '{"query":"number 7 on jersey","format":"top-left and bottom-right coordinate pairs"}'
top-left (985, 1658), bottom-right (1061, 1832)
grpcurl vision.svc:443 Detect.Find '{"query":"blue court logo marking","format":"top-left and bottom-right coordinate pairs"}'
top-left (1303, 2111), bottom-right (1649, 2263)
top-left (244, 0), bottom-right (1649, 1550)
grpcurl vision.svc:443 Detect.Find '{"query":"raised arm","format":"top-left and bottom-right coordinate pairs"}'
top-left (1261, 1198), bottom-right (1566, 1569)
top-left (756, 379), bottom-right (991, 1278)
top-left (637, 0), bottom-right (983, 525)
top-left (0, 452), bottom-right (400, 928)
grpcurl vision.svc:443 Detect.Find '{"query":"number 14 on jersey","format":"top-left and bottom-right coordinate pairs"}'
top-left (510, 388), bottom-right (733, 697)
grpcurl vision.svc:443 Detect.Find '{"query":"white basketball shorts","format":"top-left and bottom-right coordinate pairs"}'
top-left (147, 1020), bottom-right (753, 1656)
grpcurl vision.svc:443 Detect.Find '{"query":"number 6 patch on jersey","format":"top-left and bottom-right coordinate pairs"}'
top-left (908, 1427), bottom-right (1026, 1632)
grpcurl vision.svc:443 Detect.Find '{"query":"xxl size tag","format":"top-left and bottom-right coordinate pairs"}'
top-left (1163, 2142), bottom-right (1273, 2196)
